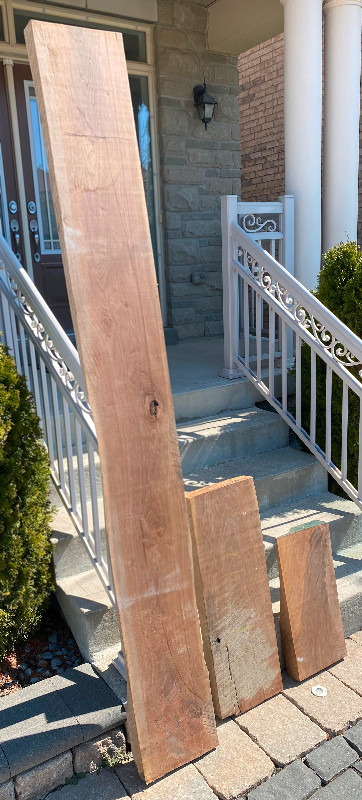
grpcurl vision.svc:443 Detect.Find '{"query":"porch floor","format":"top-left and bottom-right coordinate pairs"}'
top-left (166, 335), bottom-right (232, 394)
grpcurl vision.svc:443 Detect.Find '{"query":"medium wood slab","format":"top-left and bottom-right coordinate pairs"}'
top-left (186, 477), bottom-right (282, 717)
top-left (277, 522), bottom-right (346, 681)
top-left (25, 21), bottom-right (217, 782)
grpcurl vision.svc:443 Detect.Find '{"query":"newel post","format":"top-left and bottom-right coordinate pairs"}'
top-left (221, 195), bottom-right (239, 378)
top-left (0, 262), bottom-right (14, 355)
top-left (279, 195), bottom-right (295, 275)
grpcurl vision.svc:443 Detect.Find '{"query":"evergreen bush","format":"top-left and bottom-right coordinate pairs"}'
top-left (300, 241), bottom-right (362, 495)
top-left (0, 340), bottom-right (54, 659)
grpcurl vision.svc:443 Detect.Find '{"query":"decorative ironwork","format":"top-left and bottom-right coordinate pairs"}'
top-left (4, 268), bottom-right (92, 414)
top-left (237, 250), bottom-right (362, 381)
top-left (240, 214), bottom-right (278, 234)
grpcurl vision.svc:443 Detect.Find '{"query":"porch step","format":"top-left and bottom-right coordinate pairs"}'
top-left (173, 369), bottom-right (287, 423)
top-left (55, 539), bottom-right (362, 673)
top-left (261, 491), bottom-right (362, 579)
top-left (272, 542), bottom-right (362, 667)
top-left (178, 406), bottom-right (289, 473)
top-left (56, 569), bottom-right (120, 663)
top-left (184, 446), bottom-right (328, 511)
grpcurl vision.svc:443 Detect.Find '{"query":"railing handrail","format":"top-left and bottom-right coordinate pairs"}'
top-left (237, 201), bottom-right (284, 214)
top-left (230, 221), bottom-right (362, 369)
top-left (0, 233), bottom-right (85, 393)
top-left (222, 195), bottom-right (362, 509)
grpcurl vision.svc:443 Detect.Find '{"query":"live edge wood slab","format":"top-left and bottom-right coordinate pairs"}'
top-left (277, 521), bottom-right (346, 681)
top-left (25, 21), bottom-right (217, 783)
top-left (186, 477), bottom-right (282, 718)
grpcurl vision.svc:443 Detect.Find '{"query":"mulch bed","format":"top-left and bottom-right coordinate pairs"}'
top-left (0, 598), bottom-right (83, 697)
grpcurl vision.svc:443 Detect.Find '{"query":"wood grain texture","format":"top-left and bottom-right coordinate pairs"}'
top-left (25, 20), bottom-right (217, 782)
top-left (186, 477), bottom-right (282, 718)
top-left (277, 522), bottom-right (346, 681)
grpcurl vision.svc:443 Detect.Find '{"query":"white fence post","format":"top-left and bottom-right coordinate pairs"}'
top-left (279, 195), bottom-right (295, 275)
top-left (221, 195), bottom-right (239, 378)
top-left (279, 195), bottom-right (295, 364)
top-left (0, 262), bottom-right (14, 354)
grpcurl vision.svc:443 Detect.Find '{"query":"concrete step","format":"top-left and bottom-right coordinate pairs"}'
top-left (173, 369), bottom-right (288, 423)
top-left (56, 569), bottom-right (121, 662)
top-left (184, 446), bottom-right (328, 511)
top-left (59, 539), bottom-right (362, 680)
top-left (261, 492), bottom-right (362, 579)
top-left (272, 541), bottom-right (362, 668)
top-left (178, 406), bottom-right (289, 473)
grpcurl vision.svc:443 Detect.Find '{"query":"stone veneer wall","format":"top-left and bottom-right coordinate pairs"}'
top-left (155, 0), bottom-right (241, 339)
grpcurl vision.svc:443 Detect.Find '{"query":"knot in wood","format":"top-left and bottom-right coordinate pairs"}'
top-left (144, 393), bottom-right (162, 422)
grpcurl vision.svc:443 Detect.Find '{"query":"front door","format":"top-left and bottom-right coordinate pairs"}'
top-left (15, 64), bottom-right (71, 329)
top-left (0, 54), bottom-right (163, 330)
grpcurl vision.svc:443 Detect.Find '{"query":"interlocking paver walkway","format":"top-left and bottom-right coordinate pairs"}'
top-left (3, 633), bottom-right (362, 800)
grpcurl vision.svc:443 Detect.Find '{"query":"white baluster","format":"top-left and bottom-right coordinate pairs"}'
top-left (295, 334), bottom-right (301, 428)
top-left (75, 418), bottom-right (89, 541)
top-left (325, 366), bottom-right (332, 464)
top-left (341, 382), bottom-right (348, 481)
top-left (310, 351), bottom-right (316, 445)
top-left (269, 307), bottom-right (275, 398)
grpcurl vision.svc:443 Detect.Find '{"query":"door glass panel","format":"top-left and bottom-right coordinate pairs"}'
top-left (0, 8), bottom-right (4, 41)
top-left (25, 75), bottom-right (158, 269)
top-left (14, 9), bottom-right (147, 61)
top-left (0, 144), bottom-right (10, 243)
top-left (26, 85), bottom-right (60, 253)
top-left (129, 75), bottom-right (158, 279)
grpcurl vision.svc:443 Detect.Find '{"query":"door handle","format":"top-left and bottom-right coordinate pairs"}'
top-left (10, 219), bottom-right (21, 260)
top-left (29, 219), bottom-right (40, 262)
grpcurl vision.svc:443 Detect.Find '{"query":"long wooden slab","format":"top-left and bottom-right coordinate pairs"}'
top-left (277, 522), bottom-right (346, 681)
top-left (186, 477), bottom-right (282, 717)
top-left (25, 21), bottom-right (217, 782)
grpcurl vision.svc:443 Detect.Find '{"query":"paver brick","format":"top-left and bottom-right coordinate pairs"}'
top-left (0, 749), bottom-right (10, 784)
top-left (54, 664), bottom-right (125, 741)
top-left (329, 640), bottom-right (362, 697)
top-left (116, 760), bottom-right (215, 799)
top-left (283, 671), bottom-right (362, 734)
top-left (44, 769), bottom-right (127, 800)
top-left (0, 676), bottom-right (82, 776)
top-left (0, 781), bottom-right (14, 800)
top-left (308, 768), bottom-right (362, 798)
top-left (194, 720), bottom-right (274, 799)
top-left (73, 727), bottom-right (126, 774)
top-left (344, 720), bottom-right (362, 756)
top-left (350, 631), bottom-right (362, 647)
top-left (236, 694), bottom-right (326, 766)
top-left (354, 760), bottom-right (362, 775)
top-left (305, 736), bottom-right (358, 783)
top-left (247, 759), bottom-right (321, 799)
top-left (14, 752), bottom-right (73, 800)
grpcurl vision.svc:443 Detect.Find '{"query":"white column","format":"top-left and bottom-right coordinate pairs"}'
top-left (323, 0), bottom-right (362, 252)
top-left (281, 0), bottom-right (323, 289)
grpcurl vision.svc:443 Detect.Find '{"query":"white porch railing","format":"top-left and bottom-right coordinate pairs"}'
top-left (0, 233), bottom-right (114, 604)
top-left (221, 194), bottom-right (362, 510)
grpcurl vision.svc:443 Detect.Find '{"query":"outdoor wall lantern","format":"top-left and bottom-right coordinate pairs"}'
top-left (193, 80), bottom-right (217, 130)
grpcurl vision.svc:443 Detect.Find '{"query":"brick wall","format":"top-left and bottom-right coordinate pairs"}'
top-left (237, 34), bottom-right (284, 203)
top-left (238, 32), bottom-right (362, 248)
top-left (156, 0), bottom-right (241, 339)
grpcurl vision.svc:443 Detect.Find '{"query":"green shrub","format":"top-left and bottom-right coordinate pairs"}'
top-left (300, 241), bottom-right (362, 495)
top-left (0, 340), bottom-right (54, 659)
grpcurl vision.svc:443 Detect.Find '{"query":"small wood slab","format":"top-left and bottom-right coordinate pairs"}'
top-left (186, 476), bottom-right (282, 718)
top-left (25, 20), bottom-right (217, 783)
top-left (277, 521), bottom-right (346, 681)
